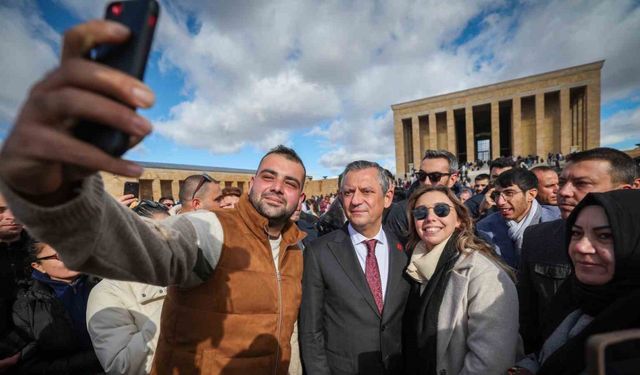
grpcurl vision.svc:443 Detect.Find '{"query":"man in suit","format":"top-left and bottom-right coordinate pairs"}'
top-left (300, 160), bottom-right (410, 375)
top-left (476, 168), bottom-right (560, 269)
top-left (518, 147), bottom-right (637, 353)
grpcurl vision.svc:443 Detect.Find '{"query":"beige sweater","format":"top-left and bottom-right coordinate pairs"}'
top-left (0, 174), bottom-right (221, 287)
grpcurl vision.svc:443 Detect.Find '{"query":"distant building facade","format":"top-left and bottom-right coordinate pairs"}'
top-left (101, 161), bottom-right (339, 200)
top-left (392, 61), bottom-right (603, 177)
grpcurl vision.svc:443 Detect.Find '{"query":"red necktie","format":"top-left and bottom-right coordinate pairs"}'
top-left (364, 239), bottom-right (383, 313)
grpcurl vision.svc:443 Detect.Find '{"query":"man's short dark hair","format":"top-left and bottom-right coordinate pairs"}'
top-left (159, 196), bottom-right (174, 203)
top-left (258, 145), bottom-right (307, 186)
top-left (495, 168), bottom-right (538, 192)
top-left (422, 149), bottom-right (458, 173)
top-left (530, 165), bottom-right (555, 174)
top-left (565, 147), bottom-right (636, 185)
top-left (179, 174), bottom-right (219, 202)
top-left (489, 157), bottom-right (516, 170)
top-left (475, 173), bottom-right (490, 182)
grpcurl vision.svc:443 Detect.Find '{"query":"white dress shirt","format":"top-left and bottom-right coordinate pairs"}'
top-left (347, 224), bottom-right (390, 300)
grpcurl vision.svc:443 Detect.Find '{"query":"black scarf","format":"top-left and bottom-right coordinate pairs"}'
top-left (537, 190), bottom-right (640, 375)
top-left (403, 231), bottom-right (461, 375)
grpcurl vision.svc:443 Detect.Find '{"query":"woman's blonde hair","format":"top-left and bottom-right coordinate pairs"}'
top-left (406, 185), bottom-right (514, 279)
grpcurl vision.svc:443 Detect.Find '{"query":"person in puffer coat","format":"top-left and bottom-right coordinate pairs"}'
top-left (11, 240), bottom-right (103, 375)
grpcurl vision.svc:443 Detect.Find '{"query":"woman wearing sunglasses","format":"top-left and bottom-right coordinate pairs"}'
top-left (403, 185), bottom-right (519, 375)
top-left (11, 241), bottom-right (103, 374)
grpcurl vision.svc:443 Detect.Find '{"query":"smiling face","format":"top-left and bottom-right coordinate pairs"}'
top-left (569, 205), bottom-right (615, 285)
top-left (249, 153), bottom-right (305, 224)
top-left (413, 191), bottom-right (461, 250)
top-left (494, 184), bottom-right (537, 222)
top-left (341, 167), bottom-right (393, 238)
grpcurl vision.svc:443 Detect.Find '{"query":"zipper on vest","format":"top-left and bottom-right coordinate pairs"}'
top-left (274, 269), bottom-right (283, 375)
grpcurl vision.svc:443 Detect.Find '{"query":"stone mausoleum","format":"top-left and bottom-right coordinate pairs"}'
top-left (392, 61), bottom-right (603, 177)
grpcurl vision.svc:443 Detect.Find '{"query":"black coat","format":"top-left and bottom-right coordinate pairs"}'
top-left (12, 278), bottom-right (103, 375)
top-left (299, 225), bottom-right (410, 375)
top-left (0, 232), bottom-right (31, 358)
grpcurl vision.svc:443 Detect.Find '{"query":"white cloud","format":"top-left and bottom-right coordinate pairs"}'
top-left (0, 3), bottom-right (59, 124)
top-left (601, 107), bottom-right (640, 146)
top-left (3, 0), bottom-right (638, 176)
top-left (155, 69), bottom-right (341, 153)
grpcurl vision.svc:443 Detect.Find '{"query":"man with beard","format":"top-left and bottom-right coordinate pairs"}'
top-left (0, 20), bottom-right (307, 374)
top-left (517, 147), bottom-right (636, 354)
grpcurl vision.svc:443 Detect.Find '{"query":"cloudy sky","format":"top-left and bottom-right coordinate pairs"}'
top-left (1, 0), bottom-right (638, 178)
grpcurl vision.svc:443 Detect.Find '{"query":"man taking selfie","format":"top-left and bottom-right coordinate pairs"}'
top-left (0, 20), bottom-right (306, 375)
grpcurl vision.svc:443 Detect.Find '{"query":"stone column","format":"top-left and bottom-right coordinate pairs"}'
top-left (428, 112), bottom-right (437, 149)
top-left (171, 179), bottom-right (181, 200)
top-left (560, 88), bottom-right (571, 155)
top-left (394, 114), bottom-right (405, 177)
top-left (446, 108), bottom-right (456, 154)
top-left (491, 101), bottom-right (500, 159)
top-left (151, 179), bottom-right (161, 201)
top-left (512, 97), bottom-right (522, 157)
top-left (586, 80), bottom-right (601, 149)
top-left (535, 93), bottom-right (546, 158)
top-left (465, 105), bottom-right (474, 163)
top-left (412, 116), bottom-right (421, 169)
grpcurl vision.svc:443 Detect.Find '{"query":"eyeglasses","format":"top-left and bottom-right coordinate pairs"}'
top-left (191, 174), bottom-right (214, 200)
top-left (36, 253), bottom-right (60, 262)
top-left (490, 189), bottom-right (524, 202)
top-left (412, 203), bottom-right (453, 220)
top-left (416, 171), bottom-right (451, 183)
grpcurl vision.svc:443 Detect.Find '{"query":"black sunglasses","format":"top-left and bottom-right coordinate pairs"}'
top-left (416, 171), bottom-right (451, 183)
top-left (191, 174), bottom-right (214, 200)
top-left (412, 203), bottom-right (453, 220)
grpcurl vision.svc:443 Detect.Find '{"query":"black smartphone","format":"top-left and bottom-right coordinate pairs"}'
top-left (123, 181), bottom-right (140, 198)
top-left (73, 0), bottom-right (160, 157)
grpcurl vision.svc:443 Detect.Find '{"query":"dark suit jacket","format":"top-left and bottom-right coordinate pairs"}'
top-left (299, 225), bottom-right (410, 375)
top-left (517, 219), bottom-right (572, 353)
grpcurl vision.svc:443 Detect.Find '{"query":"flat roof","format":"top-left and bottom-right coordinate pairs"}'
top-left (391, 60), bottom-right (604, 110)
top-left (137, 161), bottom-right (255, 174)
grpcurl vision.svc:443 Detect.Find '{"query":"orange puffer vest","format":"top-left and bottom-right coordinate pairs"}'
top-left (151, 194), bottom-right (305, 375)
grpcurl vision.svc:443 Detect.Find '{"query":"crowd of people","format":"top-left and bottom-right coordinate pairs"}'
top-left (0, 19), bottom-right (639, 375)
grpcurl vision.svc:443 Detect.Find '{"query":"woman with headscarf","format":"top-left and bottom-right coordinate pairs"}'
top-left (512, 189), bottom-right (640, 374)
top-left (403, 185), bottom-right (519, 375)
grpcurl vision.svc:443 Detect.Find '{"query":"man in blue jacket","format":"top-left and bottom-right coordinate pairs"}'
top-left (476, 168), bottom-right (560, 269)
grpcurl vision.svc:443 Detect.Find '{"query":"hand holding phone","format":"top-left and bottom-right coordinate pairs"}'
top-left (73, 0), bottom-right (160, 156)
top-left (0, 12), bottom-right (157, 201)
